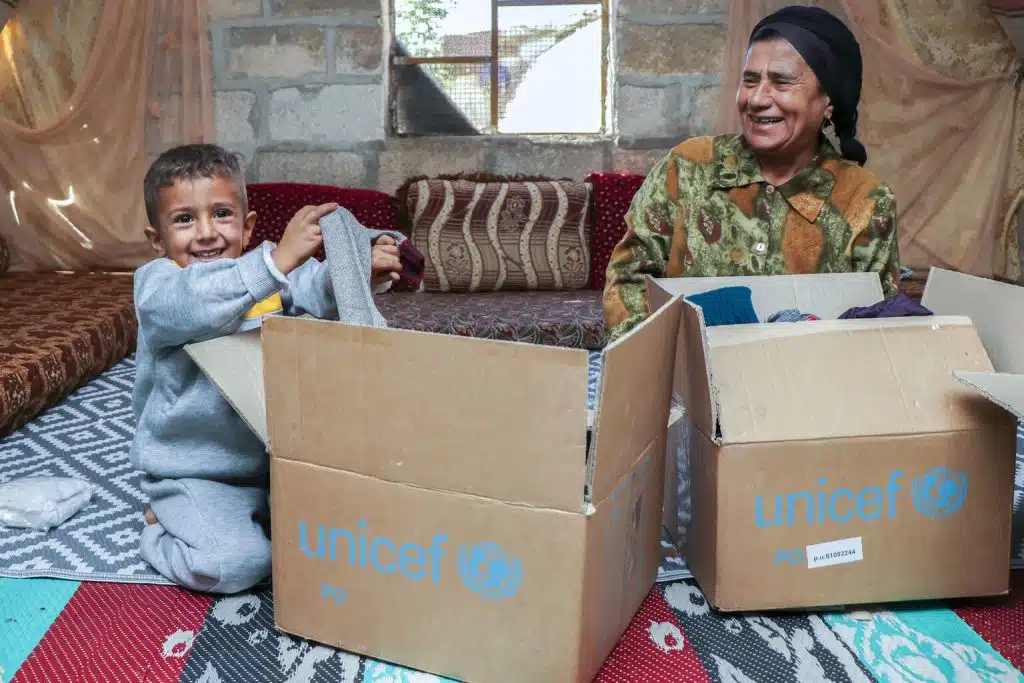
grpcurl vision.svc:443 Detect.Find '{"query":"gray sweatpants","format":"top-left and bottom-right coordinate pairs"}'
top-left (140, 477), bottom-right (271, 594)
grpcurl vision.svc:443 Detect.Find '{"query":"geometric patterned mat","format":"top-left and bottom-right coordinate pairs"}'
top-left (0, 358), bottom-right (171, 584)
top-left (0, 356), bottom-right (692, 585)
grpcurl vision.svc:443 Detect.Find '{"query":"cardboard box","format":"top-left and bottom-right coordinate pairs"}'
top-left (185, 296), bottom-right (684, 683)
top-left (648, 273), bottom-right (1016, 612)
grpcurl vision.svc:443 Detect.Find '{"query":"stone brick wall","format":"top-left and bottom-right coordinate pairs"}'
top-left (208, 0), bottom-right (727, 194)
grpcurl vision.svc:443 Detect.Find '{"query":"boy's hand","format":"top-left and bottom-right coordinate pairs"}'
top-left (371, 235), bottom-right (402, 286)
top-left (272, 202), bottom-right (339, 275)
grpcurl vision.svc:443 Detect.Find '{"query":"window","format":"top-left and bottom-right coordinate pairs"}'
top-left (389, 0), bottom-right (608, 136)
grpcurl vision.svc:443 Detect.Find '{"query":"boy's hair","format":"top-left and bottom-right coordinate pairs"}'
top-left (143, 144), bottom-right (248, 229)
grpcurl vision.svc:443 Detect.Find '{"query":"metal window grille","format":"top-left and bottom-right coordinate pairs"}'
top-left (389, 0), bottom-right (608, 136)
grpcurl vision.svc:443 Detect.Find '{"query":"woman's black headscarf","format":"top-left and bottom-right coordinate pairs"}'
top-left (749, 6), bottom-right (867, 165)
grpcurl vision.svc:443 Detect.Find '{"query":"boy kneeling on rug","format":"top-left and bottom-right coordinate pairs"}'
top-left (131, 144), bottom-right (403, 593)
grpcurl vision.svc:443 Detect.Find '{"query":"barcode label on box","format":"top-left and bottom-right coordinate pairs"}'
top-left (806, 537), bottom-right (863, 569)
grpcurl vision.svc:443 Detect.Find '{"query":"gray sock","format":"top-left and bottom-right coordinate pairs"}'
top-left (319, 207), bottom-right (406, 328)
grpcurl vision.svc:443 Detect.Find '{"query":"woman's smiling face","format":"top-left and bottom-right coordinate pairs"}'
top-left (737, 38), bottom-right (832, 160)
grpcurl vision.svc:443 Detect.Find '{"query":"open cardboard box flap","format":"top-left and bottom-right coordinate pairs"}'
top-left (588, 293), bottom-right (683, 504)
top-left (187, 293), bottom-right (684, 514)
top-left (708, 317), bottom-right (992, 443)
top-left (185, 329), bottom-right (267, 443)
top-left (646, 273), bottom-right (883, 441)
top-left (953, 371), bottom-right (1024, 422)
top-left (922, 267), bottom-right (1024, 420)
top-left (648, 273), bottom-right (993, 444)
top-left (261, 317), bottom-right (587, 513)
top-left (922, 267), bottom-right (1024, 374)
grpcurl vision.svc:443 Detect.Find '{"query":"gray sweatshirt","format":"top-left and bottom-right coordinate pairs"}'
top-left (130, 242), bottom-right (336, 483)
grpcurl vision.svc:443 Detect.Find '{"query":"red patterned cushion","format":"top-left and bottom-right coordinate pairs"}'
top-left (243, 182), bottom-right (425, 291)
top-left (244, 183), bottom-right (400, 261)
top-left (585, 172), bottom-right (646, 291)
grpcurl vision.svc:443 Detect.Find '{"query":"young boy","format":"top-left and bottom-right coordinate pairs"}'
top-left (131, 143), bottom-right (402, 593)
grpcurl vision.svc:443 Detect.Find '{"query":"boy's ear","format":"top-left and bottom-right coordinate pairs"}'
top-left (144, 225), bottom-right (166, 257)
top-left (242, 210), bottom-right (257, 248)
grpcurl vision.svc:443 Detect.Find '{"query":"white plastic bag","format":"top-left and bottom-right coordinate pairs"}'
top-left (0, 476), bottom-right (94, 531)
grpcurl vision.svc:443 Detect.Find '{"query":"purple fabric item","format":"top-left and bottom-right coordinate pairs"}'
top-left (394, 239), bottom-right (425, 292)
top-left (837, 293), bottom-right (933, 320)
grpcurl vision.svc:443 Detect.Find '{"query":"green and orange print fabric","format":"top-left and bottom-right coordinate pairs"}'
top-left (603, 134), bottom-right (900, 342)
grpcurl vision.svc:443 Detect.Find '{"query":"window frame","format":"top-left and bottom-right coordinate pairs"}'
top-left (388, 0), bottom-right (610, 137)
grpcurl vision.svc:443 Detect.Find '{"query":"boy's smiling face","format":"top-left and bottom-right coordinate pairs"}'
top-left (145, 174), bottom-right (257, 268)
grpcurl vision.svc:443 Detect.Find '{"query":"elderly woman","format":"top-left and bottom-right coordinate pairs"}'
top-left (604, 6), bottom-right (900, 342)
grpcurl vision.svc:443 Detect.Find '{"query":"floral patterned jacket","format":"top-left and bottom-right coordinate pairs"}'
top-left (604, 134), bottom-right (900, 342)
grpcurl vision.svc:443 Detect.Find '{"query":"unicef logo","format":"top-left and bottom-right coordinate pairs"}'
top-left (456, 542), bottom-right (523, 600)
top-left (911, 467), bottom-right (968, 519)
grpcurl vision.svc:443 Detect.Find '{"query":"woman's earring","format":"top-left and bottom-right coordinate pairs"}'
top-left (822, 116), bottom-right (842, 152)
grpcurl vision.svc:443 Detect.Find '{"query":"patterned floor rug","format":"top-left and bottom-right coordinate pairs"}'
top-left (0, 358), bottom-right (161, 583)
top-left (2, 574), bottom-right (1022, 682)
top-left (0, 356), bottom-right (692, 585)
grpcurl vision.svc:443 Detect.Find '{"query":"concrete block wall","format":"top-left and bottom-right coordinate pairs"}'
top-left (615, 0), bottom-right (726, 147)
top-left (208, 0), bottom-right (727, 193)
